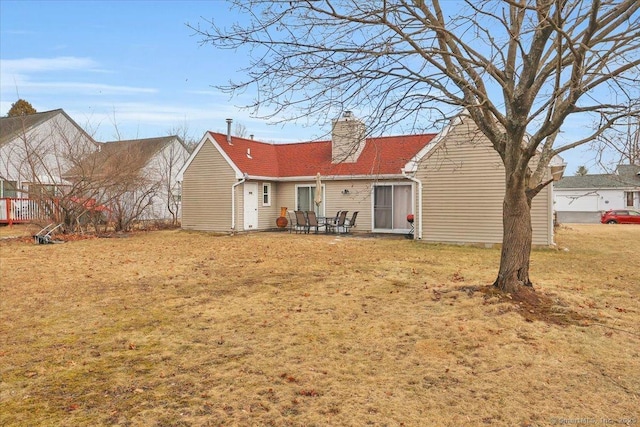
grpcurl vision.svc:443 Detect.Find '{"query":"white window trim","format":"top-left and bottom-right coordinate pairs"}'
top-left (371, 182), bottom-right (415, 233)
top-left (262, 183), bottom-right (271, 207)
top-left (624, 191), bottom-right (634, 208)
top-left (294, 183), bottom-right (325, 215)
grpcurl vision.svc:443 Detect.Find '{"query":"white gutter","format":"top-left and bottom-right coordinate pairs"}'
top-left (246, 173), bottom-right (407, 182)
top-left (402, 169), bottom-right (423, 240)
top-left (231, 173), bottom-right (248, 233)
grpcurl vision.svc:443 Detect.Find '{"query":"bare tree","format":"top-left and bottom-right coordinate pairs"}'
top-left (157, 136), bottom-right (190, 226)
top-left (166, 123), bottom-right (199, 153)
top-left (597, 114), bottom-right (640, 167)
top-left (91, 142), bottom-right (165, 232)
top-left (234, 122), bottom-right (248, 138)
top-left (193, 0), bottom-right (640, 293)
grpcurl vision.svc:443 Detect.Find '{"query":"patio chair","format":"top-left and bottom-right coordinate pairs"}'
top-left (306, 211), bottom-right (326, 234)
top-left (294, 210), bottom-right (309, 234)
top-left (287, 209), bottom-right (296, 233)
top-left (343, 211), bottom-right (358, 233)
top-left (327, 210), bottom-right (348, 234)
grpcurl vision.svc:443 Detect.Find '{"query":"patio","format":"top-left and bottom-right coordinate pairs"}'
top-left (288, 210), bottom-right (358, 235)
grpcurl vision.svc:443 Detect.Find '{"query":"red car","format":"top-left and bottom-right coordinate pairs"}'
top-left (600, 209), bottom-right (640, 224)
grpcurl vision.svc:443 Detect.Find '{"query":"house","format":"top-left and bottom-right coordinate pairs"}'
top-left (72, 136), bottom-right (191, 222)
top-left (179, 112), bottom-right (559, 246)
top-left (0, 109), bottom-right (98, 198)
top-left (0, 109), bottom-right (99, 224)
top-left (554, 165), bottom-right (640, 223)
top-left (1, 108), bottom-right (190, 225)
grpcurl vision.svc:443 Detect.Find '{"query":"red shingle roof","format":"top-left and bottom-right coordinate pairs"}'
top-left (208, 132), bottom-right (437, 178)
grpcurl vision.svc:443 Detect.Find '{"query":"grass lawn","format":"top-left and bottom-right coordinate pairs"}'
top-left (1, 224), bottom-right (638, 426)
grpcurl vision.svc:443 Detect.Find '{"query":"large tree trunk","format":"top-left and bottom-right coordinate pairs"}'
top-left (493, 173), bottom-right (533, 293)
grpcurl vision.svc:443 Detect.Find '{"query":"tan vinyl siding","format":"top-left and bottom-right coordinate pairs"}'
top-left (532, 184), bottom-right (552, 245)
top-left (417, 116), bottom-right (552, 246)
top-left (181, 141), bottom-right (236, 232)
top-left (274, 181), bottom-right (297, 220)
top-left (325, 181), bottom-right (373, 231)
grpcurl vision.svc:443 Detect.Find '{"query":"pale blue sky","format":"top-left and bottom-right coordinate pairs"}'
top-left (0, 0), bottom-right (308, 143)
top-left (0, 0), bottom-right (603, 174)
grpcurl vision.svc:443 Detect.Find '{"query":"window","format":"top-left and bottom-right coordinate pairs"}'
top-left (262, 183), bottom-right (271, 206)
top-left (625, 191), bottom-right (634, 207)
top-left (373, 184), bottom-right (412, 231)
top-left (28, 183), bottom-right (58, 198)
top-left (296, 184), bottom-right (323, 215)
top-left (0, 180), bottom-right (18, 198)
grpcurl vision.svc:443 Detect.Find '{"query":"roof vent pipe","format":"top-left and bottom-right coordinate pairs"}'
top-left (226, 118), bottom-right (233, 144)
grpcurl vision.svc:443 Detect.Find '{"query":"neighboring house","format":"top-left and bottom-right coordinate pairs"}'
top-left (0, 109), bottom-right (98, 198)
top-left (74, 136), bottom-right (190, 222)
top-left (1, 109), bottom-right (190, 225)
top-left (554, 165), bottom-right (640, 223)
top-left (0, 109), bottom-right (99, 224)
top-left (179, 112), bottom-right (560, 246)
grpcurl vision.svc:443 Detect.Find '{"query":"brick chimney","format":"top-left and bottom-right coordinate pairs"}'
top-left (331, 111), bottom-right (366, 164)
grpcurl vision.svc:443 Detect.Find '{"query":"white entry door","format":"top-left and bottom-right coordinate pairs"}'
top-left (243, 182), bottom-right (259, 230)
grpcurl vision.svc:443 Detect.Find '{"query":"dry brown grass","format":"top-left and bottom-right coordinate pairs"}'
top-left (1, 225), bottom-right (638, 426)
top-left (0, 224), bottom-right (40, 239)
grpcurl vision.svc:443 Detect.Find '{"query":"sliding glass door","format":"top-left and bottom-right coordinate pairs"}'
top-left (373, 184), bottom-right (412, 232)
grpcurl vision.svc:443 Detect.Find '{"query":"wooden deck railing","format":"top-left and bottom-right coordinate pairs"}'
top-left (0, 198), bottom-right (60, 225)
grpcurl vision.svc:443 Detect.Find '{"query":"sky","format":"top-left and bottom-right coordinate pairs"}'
top-left (0, 0), bottom-right (607, 175)
top-left (0, 0), bottom-right (313, 144)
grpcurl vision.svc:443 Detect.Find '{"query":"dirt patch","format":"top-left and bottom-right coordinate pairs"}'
top-left (475, 285), bottom-right (593, 326)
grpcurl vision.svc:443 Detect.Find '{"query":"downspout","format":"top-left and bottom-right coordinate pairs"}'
top-left (402, 169), bottom-right (423, 240)
top-left (231, 173), bottom-right (247, 234)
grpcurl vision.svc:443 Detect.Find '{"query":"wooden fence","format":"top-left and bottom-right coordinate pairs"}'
top-left (0, 198), bottom-right (60, 225)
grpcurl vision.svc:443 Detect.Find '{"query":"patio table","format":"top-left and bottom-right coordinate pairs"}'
top-left (319, 216), bottom-right (340, 233)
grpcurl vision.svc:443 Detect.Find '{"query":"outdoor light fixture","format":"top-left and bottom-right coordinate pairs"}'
top-left (550, 163), bottom-right (567, 181)
top-left (342, 189), bottom-right (350, 194)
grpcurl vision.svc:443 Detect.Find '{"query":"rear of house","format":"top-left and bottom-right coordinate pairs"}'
top-left (179, 113), bottom-right (432, 234)
top-left (179, 112), bottom-right (557, 246)
top-left (408, 115), bottom-right (554, 246)
top-left (181, 138), bottom-right (245, 231)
